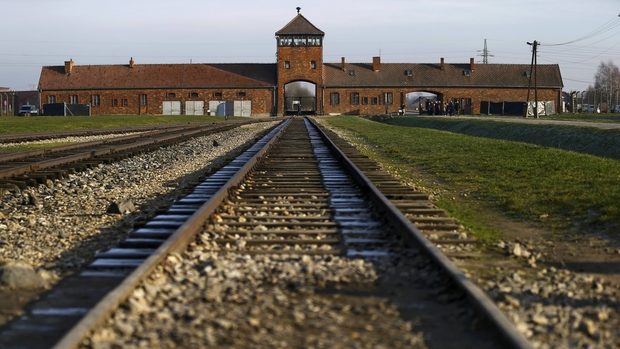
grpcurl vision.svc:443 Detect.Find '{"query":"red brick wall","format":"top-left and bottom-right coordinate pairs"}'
top-left (322, 86), bottom-right (561, 115)
top-left (41, 88), bottom-right (274, 116)
top-left (276, 45), bottom-right (323, 115)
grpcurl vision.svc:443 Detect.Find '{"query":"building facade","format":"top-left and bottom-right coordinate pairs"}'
top-left (38, 12), bottom-right (563, 117)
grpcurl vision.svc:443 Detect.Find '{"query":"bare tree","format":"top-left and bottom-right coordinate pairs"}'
top-left (594, 60), bottom-right (620, 112)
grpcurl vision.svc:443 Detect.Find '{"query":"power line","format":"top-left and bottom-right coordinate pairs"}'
top-left (541, 13), bottom-right (620, 47)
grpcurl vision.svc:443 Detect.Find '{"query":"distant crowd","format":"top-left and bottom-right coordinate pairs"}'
top-left (423, 99), bottom-right (461, 116)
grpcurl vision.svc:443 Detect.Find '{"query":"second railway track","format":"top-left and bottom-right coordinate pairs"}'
top-left (0, 121), bottom-right (262, 190)
top-left (0, 117), bottom-right (531, 348)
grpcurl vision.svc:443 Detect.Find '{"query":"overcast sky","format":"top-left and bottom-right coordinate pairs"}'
top-left (1, 0), bottom-right (619, 91)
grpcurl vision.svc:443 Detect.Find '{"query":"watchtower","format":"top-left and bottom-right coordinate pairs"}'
top-left (275, 8), bottom-right (324, 115)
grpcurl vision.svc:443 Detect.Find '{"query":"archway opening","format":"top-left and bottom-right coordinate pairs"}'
top-left (406, 92), bottom-right (442, 115)
top-left (284, 81), bottom-right (316, 115)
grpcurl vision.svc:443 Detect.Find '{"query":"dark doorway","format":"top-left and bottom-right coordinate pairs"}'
top-left (285, 81), bottom-right (316, 115)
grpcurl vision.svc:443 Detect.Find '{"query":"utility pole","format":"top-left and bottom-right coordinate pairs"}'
top-left (477, 39), bottom-right (494, 64)
top-left (526, 40), bottom-right (539, 118)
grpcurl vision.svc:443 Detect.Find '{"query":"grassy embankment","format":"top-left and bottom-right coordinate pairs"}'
top-left (325, 116), bottom-right (620, 241)
top-left (386, 117), bottom-right (620, 160)
top-left (0, 115), bottom-right (233, 135)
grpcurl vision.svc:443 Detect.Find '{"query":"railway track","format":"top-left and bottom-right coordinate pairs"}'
top-left (0, 123), bottom-right (233, 144)
top-left (0, 121), bottom-right (258, 190)
top-left (0, 117), bottom-right (531, 348)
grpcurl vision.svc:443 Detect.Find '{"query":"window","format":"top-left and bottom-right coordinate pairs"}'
top-left (190, 92), bottom-right (199, 98)
top-left (69, 95), bottom-right (78, 104)
top-left (350, 92), bottom-right (360, 105)
top-left (404, 69), bottom-right (413, 77)
top-left (362, 97), bottom-right (369, 105)
top-left (348, 70), bottom-right (356, 76)
top-left (310, 60), bottom-right (316, 69)
top-left (167, 92), bottom-right (176, 98)
top-left (371, 97), bottom-right (378, 105)
top-left (47, 95), bottom-right (56, 103)
top-left (140, 94), bottom-right (148, 106)
top-left (330, 92), bottom-right (340, 106)
top-left (385, 92), bottom-right (393, 105)
top-left (91, 95), bottom-right (100, 106)
top-left (284, 61), bottom-right (291, 69)
top-left (213, 91), bottom-right (223, 99)
top-left (237, 91), bottom-right (246, 98)
top-left (112, 99), bottom-right (119, 107)
top-left (122, 99), bottom-right (128, 107)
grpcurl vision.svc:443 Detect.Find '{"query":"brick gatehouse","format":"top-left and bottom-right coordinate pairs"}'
top-left (38, 10), bottom-right (563, 117)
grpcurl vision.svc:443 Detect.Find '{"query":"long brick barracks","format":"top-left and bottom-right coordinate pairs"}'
top-left (38, 12), bottom-right (563, 117)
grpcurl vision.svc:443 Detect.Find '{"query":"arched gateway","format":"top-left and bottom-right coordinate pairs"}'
top-left (284, 81), bottom-right (316, 115)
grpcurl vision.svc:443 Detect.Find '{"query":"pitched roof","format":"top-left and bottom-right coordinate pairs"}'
top-left (324, 63), bottom-right (563, 89)
top-left (276, 14), bottom-right (324, 36)
top-left (39, 63), bottom-right (277, 90)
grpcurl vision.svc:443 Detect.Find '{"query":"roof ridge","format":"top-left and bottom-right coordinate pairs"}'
top-left (275, 13), bottom-right (324, 35)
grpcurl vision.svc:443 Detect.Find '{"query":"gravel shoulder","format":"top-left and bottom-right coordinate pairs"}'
top-left (0, 121), bottom-right (278, 325)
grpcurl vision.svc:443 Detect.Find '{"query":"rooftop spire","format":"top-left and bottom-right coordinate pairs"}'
top-left (296, 7), bottom-right (301, 14)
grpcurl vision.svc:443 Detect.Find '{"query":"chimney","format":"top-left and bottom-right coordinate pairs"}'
top-left (129, 57), bottom-right (135, 68)
top-left (469, 57), bottom-right (475, 72)
top-left (64, 59), bottom-right (74, 75)
top-left (372, 56), bottom-right (381, 72)
top-left (440, 57), bottom-right (445, 70)
top-left (341, 57), bottom-right (346, 71)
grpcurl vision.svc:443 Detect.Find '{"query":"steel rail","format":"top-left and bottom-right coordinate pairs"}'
top-left (0, 122), bottom-right (241, 144)
top-left (307, 117), bottom-right (533, 349)
top-left (50, 119), bottom-right (290, 349)
top-left (0, 123), bottom-right (239, 181)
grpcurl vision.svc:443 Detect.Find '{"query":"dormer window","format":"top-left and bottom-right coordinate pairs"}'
top-left (463, 70), bottom-right (471, 77)
top-left (404, 69), bottom-right (413, 77)
top-left (348, 70), bottom-right (356, 76)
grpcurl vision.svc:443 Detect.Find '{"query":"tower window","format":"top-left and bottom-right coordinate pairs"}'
top-left (310, 60), bottom-right (316, 69)
top-left (285, 61), bottom-right (291, 69)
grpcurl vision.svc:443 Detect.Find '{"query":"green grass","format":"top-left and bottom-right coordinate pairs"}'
top-left (385, 117), bottom-right (620, 160)
top-left (0, 142), bottom-right (74, 153)
top-left (552, 113), bottom-right (620, 123)
top-left (0, 115), bottom-right (236, 135)
top-left (325, 116), bottom-right (620, 241)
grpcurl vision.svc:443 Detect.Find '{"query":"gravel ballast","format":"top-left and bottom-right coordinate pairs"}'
top-left (0, 121), bottom-right (278, 324)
